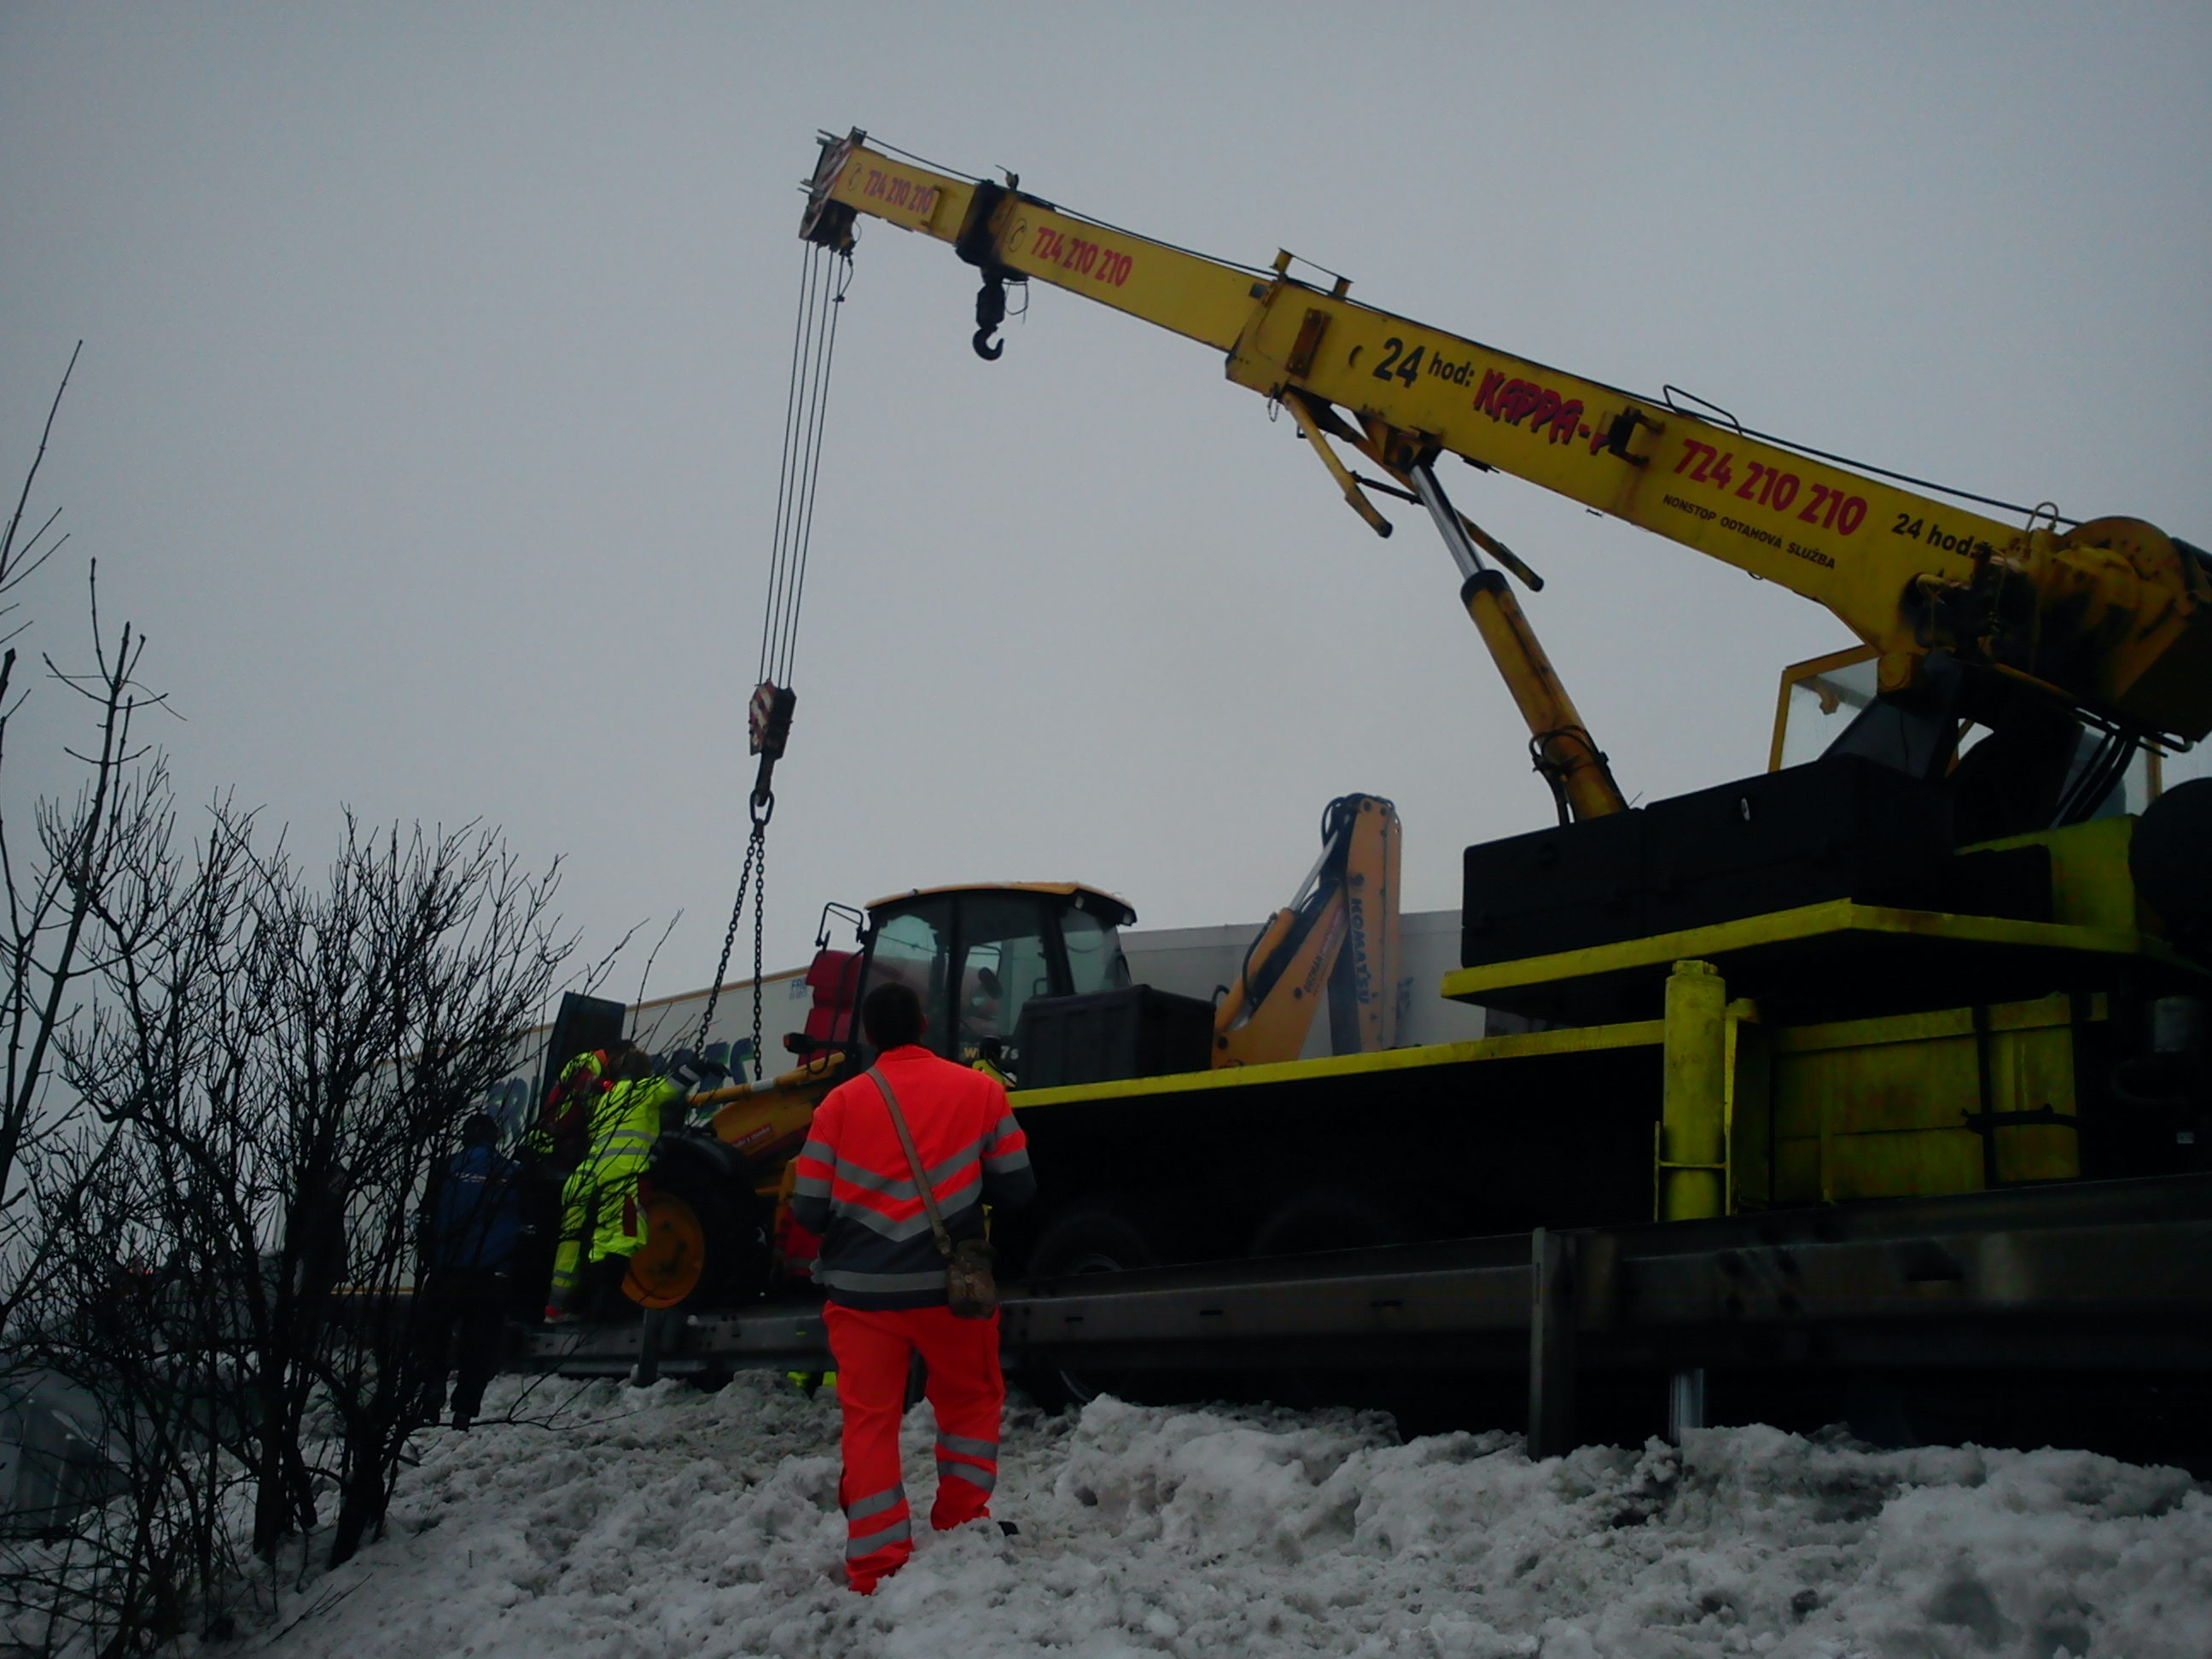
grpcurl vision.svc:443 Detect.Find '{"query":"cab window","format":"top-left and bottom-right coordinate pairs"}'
top-left (953, 893), bottom-right (1057, 1066)
top-left (866, 901), bottom-right (951, 1051)
top-left (1062, 903), bottom-right (1132, 994)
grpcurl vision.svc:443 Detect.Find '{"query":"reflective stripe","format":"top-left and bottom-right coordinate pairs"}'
top-left (844, 1484), bottom-right (905, 1522)
top-left (573, 1164), bottom-right (646, 1189)
top-left (826, 1202), bottom-right (962, 1245)
top-left (830, 1135), bottom-right (992, 1201)
top-left (792, 1172), bottom-right (831, 1198)
top-left (847, 1518), bottom-right (911, 1557)
top-left (937, 1460), bottom-right (996, 1494)
top-left (813, 1265), bottom-right (948, 1294)
top-left (828, 1158), bottom-right (918, 1199)
top-left (936, 1432), bottom-right (998, 1458)
top-left (799, 1138), bottom-right (835, 1164)
top-left (982, 1149), bottom-right (1032, 1174)
top-left (921, 1138), bottom-right (992, 1188)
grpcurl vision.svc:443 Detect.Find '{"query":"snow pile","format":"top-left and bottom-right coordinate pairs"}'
top-left (259, 1372), bottom-right (2212, 1659)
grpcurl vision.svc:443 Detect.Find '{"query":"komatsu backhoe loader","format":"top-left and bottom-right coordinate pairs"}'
top-left (613, 792), bottom-right (1403, 1309)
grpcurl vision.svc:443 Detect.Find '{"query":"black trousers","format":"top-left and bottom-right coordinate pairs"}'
top-left (411, 1267), bottom-right (510, 1419)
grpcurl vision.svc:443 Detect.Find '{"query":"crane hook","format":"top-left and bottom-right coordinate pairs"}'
top-left (973, 271), bottom-right (1009, 361)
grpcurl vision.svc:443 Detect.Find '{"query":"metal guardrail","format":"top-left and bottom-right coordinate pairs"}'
top-left (517, 1174), bottom-right (2212, 1458)
top-left (1004, 1174), bottom-right (2212, 1373)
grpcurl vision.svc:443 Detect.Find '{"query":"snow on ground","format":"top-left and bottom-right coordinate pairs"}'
top-left (258, 1372), bottom-right (2212, 1659)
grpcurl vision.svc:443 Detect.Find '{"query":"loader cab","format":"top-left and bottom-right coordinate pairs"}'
top-left (859, 883), bottom-right (1135, 1069)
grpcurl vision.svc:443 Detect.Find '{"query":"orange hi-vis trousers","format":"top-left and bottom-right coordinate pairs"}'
top-left (823, 1302), bottom-right (1003, 1593)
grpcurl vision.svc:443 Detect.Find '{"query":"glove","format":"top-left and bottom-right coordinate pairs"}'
top-left (669, 1049), bottom-right (720, 1091)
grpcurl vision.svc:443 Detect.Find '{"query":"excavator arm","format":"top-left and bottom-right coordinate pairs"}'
top-left (1212, 795), bottom-right (1402, 1068)
top-left (802, 131), bottom-right (2211, 770)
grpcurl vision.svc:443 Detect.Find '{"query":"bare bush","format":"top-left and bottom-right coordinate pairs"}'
top-left (0, 358), bottom-right (573, 1652)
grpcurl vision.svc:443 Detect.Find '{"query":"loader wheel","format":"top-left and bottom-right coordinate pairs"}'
top-left (625, 1135), bottom-right (766, 1310)
top-left (1017, 1199), bottom-right (1183, 1411)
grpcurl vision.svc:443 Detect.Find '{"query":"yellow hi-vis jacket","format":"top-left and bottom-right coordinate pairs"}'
top-left (550, 1076), bottom-right (681, 1301)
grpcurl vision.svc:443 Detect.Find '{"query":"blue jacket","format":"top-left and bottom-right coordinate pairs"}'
top-left (421, 1144), bottom-right (521, 1273)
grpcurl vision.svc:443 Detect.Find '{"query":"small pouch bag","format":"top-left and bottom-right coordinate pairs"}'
top-left (870, 1067), bottom-right (998, 1318)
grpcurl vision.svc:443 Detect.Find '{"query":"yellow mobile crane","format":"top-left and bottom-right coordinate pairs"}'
top-left (774, 130), bottom-right (2212, 1250)
top-left (620, 794), bottom-right (1401, 1308)
top-left (521, 134), bottom-right (2212, 1456)
top-left (606, 132), bottom-right (2210, 1396)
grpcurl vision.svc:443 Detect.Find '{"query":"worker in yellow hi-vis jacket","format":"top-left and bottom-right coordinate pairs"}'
top-left (544, 1050), bottom-right (692, 1322)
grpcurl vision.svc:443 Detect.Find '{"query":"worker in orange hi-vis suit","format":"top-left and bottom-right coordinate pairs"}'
top-left (791, 980), bottom-right (1036, 1594)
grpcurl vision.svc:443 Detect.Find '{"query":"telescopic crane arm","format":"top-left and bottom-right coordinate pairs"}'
top-left (801, 131), bottom-right (2212, 793)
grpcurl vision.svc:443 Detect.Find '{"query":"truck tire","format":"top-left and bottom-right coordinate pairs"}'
top-left (1246, 1188), bottom-right (1408, 1260)
top-left (1245, 1188), bottom-right (1408, 1411)
top-left (624, 1133), bottom-right (767, 1311)
top-left (1026, 1200), bottom-right (1178, 1282)
top-left (1016, 1197), bottom-right (1184, 1410)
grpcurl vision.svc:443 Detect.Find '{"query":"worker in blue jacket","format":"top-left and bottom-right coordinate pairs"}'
top-left (412, 1112), bottom-right (521, 1430)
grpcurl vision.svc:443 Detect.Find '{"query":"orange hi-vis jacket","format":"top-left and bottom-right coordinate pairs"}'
top-left (792, 1044), bottom-right (1035, 1309)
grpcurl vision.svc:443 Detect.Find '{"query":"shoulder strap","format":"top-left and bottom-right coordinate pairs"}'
top-left (869, 1067), bottom-right (955, 1262)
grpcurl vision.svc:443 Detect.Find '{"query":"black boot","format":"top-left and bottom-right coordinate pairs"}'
top-left (584, 1254), bottom-right (633, 1322)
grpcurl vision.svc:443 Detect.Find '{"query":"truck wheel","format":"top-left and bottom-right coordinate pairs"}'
top-left (1017, 1198), bottom-right (1182, 1411)
top-left (625, 1134), bottom-right (767, 1310)
top-left (1026, 1200), bottom-right (1176, 1282)
top-left (1247, 1188), bottom-right (1407, 1260)
top-left (1245, 1189), bottom-right (1407, 1412)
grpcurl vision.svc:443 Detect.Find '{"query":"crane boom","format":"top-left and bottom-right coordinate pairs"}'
top-left (801, 131), bottom-right (2211, 754)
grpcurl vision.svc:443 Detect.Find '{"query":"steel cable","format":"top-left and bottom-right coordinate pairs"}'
top-left (695, 242), bottom-right (851, 1076)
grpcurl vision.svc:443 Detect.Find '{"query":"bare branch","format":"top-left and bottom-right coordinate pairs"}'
top-left (0, 340), bottom-right (80, 586)
top-left (626, 911), bottom-right (683, 1039)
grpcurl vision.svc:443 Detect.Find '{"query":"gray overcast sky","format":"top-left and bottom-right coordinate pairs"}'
top-left (4, 3), bottom-right (2208, 1005)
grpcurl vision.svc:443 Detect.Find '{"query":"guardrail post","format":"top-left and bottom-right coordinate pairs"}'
top-left (1667, 1366), bottom-right (1706, 1442)
top-left (1528, 1226), bottom-right (1578, 1458)
top-left (633, 1307), bottom-right (674, 1387)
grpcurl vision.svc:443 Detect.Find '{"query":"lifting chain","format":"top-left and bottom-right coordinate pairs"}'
top-left (691, 799), bottom-right (770, 1080)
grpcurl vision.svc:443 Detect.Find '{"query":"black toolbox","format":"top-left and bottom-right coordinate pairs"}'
top-left (1014, 985), bottom-right (1216, 1089)
top-left (1460, 808), bottom-right (1647, 969)
top-left (1640, 754), bottom-right (1953, 936)
top-left (1463, 756), bottom-right (1963, 969)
